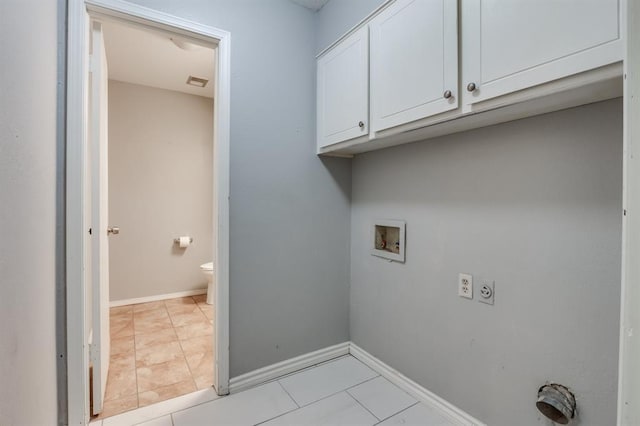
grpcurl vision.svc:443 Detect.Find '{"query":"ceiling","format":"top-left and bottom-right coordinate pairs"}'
top-left (289, 0), bottom-right (330, 11)
top-left (102, 20), bottom-right (215, 98)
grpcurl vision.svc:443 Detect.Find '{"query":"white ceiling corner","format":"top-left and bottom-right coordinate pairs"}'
top-left (102, 19), bottom-right (215, 98)
top-left (289, 0), bottom-right (330, 11)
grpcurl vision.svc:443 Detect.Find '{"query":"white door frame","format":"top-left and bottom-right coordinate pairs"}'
top-left (66, 0), bottom-right (231, 423)
top-left (618, 0), bottom-right (640, 424)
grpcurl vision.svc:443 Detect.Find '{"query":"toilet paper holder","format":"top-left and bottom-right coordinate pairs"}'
top-left (173, 237), bottom-right (194, 244)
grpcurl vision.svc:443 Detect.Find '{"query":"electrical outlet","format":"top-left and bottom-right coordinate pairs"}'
top-left (458, 273), bottom-right (473, 299)
top-left (479, 281), bottom-right (495, 305)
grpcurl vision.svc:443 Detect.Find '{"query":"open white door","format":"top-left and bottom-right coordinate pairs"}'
top-left (89, 20), bottom-right (111, 415)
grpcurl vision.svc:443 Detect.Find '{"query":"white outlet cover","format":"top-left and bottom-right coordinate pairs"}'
top-left (458, 273), bottom-right (473, 299)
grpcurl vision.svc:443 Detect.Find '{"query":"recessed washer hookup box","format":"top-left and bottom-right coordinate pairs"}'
top-left (371, 219), bottom-right (405, 263)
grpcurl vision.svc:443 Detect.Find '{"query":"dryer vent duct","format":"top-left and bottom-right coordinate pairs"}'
top-left (536, 383), bottom-right (576, 424)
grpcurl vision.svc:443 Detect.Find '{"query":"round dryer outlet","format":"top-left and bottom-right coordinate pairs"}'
top-left (479, 281), bottom-right (495, 305)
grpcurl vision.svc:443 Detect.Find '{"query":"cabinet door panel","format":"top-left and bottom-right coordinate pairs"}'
top-left (462, 0), bottom-right (622, 105)
top-left (317, 26), bottom-right (369, 149)
top-left (370, 0), bottom-right (458, 133)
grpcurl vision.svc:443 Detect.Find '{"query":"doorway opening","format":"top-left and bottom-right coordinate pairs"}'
top-left (88, 17), bottom-right (216, 419)
top-left (66, 2), bottom-right (230, 424)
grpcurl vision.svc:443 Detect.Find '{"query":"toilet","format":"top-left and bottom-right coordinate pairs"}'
top-left (200, 262), bottom-right (215, 305)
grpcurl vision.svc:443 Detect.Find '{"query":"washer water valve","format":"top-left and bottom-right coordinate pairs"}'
top-left (536, 383), bottom-right (576, 424)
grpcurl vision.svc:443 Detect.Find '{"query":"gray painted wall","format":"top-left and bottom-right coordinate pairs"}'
top-left (350, 100), bottom-right (622, 426)
top-left (127, 0), bottom-right (352, 377)
top-left (108, 81), bottom-right (214, 301)
top-left (0, 0), bottom-right (59, 424)
top-left (315, 0), bottom-right (384, 53)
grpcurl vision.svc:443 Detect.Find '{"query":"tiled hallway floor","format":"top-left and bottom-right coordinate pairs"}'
top-left (95, 295), bottom-right (214, 419)
top-left (92, 356), bottom-right (455, 426)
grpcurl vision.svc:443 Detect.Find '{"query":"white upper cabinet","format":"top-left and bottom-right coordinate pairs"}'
top-left (317, 26), bottom-right (369, 149)
top-left (461, 0), bottom-right (622, 106)
top-left (370, 0), bottom-right (458, 133)
top-left (317, 0), bottom-right (623, 155)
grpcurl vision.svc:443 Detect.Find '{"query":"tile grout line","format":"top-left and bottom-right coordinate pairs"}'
top-left (252, 407), bottom-right (299, 425)
top-left (172, 297), bottom-right (201, 392)
top-left (133, 302), bottom-right (174, 409)
top-left (132, 305), bottom-right (140, 410)
top-left (295, 372), bottom-right (381, 409)
top-left (345, 388), bottom-right (381, 422)
top-left (276, 380), bottom-right (301, 408)
top-left (374, 375), bottom-right (418, 400)
top-left (252, 388), bottom-right (301, 426)
top-left (253, 371), bottom-right (383, 425)
top-left (107, 387), bottom-right (221, 426)
top-left (253, 373), bottom-right (381, 426)
top-left (169, 381), bottom-right (299, 425)
top-left (159, 299), bottom-right (198, 400)
top-left (254, 353), bottom-right (352, 387)
top-left (103, 306), bottom-right (138, 418)
top-left (342, 368), bottom-right (423, 424)
top-left (170, 297), bottom-right (214, 392)
top-left (135, 299), bottom-right (194, 411)
top-left (167, 391), bottom-right (227, 419)
top-left (194, 296), bottom-right (210, 319)
top-left (372, 401), bottom-right (420, 425)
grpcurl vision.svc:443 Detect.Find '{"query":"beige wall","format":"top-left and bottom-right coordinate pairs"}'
top-left (108, 81), bottom-right (213, 301)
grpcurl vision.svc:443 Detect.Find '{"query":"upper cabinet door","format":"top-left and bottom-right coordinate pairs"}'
top-left (462, 0), bottom-right (622, 106)
top-left (370, 0), bottom-right (458, 133)
top-left (317, 26), bottom-right (369, 149)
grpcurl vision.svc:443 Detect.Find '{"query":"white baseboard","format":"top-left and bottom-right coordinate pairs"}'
top-left (228, 342), bottom-right (351, 393)
top-left (110, 289), bottom-right (207, 307)
top-left (349, 343), bottom-right (485, 426)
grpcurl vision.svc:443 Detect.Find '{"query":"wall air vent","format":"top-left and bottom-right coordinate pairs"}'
top-left (186, 76), bottom-right (208, 88)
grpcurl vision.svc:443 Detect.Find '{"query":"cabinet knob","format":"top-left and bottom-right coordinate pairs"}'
top-left (466, 82), bottom-right (477, 92)
top-left (107, 226), bottom-right (120, 235)
top-left (358, 121), bottom-right (365, 129)
top-left (443, 90), bottom-right (453, 99)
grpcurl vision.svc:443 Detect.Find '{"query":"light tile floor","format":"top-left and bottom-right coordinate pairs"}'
top-left (92, 356), bottom-right (456, 426)
top-left (95, 295), bottom-right (214, 420)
